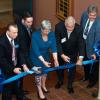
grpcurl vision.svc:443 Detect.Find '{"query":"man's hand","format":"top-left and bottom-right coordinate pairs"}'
top-left (13, 68), bottom-right (21, 74)
top-left (23, 64), bottom-right (29, 72)
top-left (76, 60), bottom-right (82, 65)
top-left (91, 54), bottom-right (96, 60)
top-left (76, 58), bottom-right (83, 65)
top-left (61, 54), bottom-right (70, 62)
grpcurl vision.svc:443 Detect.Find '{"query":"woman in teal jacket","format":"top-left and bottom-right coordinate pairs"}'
top-left (30, 20), bottom-right (59, 100)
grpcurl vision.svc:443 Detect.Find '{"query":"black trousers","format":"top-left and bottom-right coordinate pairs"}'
top-left (2, 80), bottom-right (24, 100)
top-left (84, 57), bottom-right (99, 84)
top-left (18, 52), bottom-right (33, 90)
top-left (84, 44), bottom-right (99, 84)
top-left (56, 61), bottom-right (76, 88)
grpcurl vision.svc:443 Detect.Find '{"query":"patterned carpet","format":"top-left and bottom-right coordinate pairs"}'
top-left (0, 66), bottom-right (98, 100)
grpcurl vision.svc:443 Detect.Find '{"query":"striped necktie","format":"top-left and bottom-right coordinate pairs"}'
top-left (11, 40), bottom-right (17, 66)
top-left (83, 20), bottom-right (90, 39)
top-left (27, 28), bottom-right (32, 37)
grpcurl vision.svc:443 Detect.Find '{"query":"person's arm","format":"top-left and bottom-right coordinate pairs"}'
top-left (52, 52), bottom-right (59, 67)
top-left (50, 32), bottom-right (59, 67)
top-left (90, 19), bottom-right (100, 60)
top-left (18, 25), bottom-right (27, 52)
top-left (38, 56), bottom-right (51, 67)
top-left (77, 26), bottom-right (85, 65)
top-left (31, 33), bottom-right (51, 67)
top-left (0, 44), bottom-right (15, 73)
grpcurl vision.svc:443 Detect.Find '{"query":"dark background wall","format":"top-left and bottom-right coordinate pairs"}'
top-left (13, 0), bottom-right (33, 17)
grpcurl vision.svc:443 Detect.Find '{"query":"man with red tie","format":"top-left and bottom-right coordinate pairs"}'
top-left (0, 23), bottom-right (30, 100)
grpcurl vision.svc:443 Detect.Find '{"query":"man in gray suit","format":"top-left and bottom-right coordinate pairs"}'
top-left (80, 4), bottom-right (100, 88)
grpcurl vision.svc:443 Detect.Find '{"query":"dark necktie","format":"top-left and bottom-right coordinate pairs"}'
top-left (83, 20), bottom-right (90, 39)
top-left (27, 28), bottom-right (32, 37)
top-left (11, 40), bottom-right (17, 66)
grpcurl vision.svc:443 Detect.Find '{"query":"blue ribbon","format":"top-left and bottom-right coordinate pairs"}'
top-left (0, 59), bottom-right (98, 85)
top-left (0, 71), bottom-right (34, 85)
top-left (94, 41), bottom-right (100, 57)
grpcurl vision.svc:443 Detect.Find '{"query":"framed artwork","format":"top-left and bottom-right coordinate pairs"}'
top-left (56, 0), bottom-right (73, 20)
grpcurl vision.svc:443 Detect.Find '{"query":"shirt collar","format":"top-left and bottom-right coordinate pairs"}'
top-left (6, 33), bottom-right (12, 43)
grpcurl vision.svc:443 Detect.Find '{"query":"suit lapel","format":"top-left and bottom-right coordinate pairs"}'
top-left (88, 20), bottom-right (96, 34)
top-left (83, 18), bottom-right (88, 31)
top-left (4, 35), bottom-right (12, 58)
top-left (64, 27), bottom-right (68, 40)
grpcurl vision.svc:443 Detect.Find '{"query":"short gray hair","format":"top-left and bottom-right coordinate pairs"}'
top-left (87, 4), bottom-right (98, 14)
top-left (65, 16), bottom-right (75, 25)
top-left (41, 20), bottom-right (51, 30)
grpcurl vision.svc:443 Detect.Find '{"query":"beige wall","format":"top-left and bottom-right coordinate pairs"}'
top-left (74, 0), bottom-right (100, 23)
top-left (33, 0), bottom-right (59, 30)
top-left (33, 0), bottom-right (100, 29)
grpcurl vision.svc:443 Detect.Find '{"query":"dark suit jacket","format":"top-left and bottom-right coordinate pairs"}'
top-left (18, 23), bottom-right (31, 53)
top-left (0, 34), bottom-right (25, 78)
top-left (55, 21), bottom-right (85, 63)
top-left (80, 11), bottom-right (100, 58)
top-left (17, 23), bottom-right (33, 68)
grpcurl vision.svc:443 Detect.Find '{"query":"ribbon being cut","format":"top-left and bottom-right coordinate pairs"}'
top-left (94, 41), bottom-right (100, 99)
top-left (94, 41), bottom-right (100, 57)
top-left (0, 59), bottom-right (98, 85)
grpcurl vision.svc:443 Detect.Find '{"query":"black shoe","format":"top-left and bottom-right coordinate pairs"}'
top-left (55, 82), bottom-right (63, 89)
top-left (86, 83), bottom-right (96, 88)
top-left (68, 88), bottom-right (74, 94)
top-left (18, 96), bottom-right (31, 100)
top-left (23, 90), bottom-right (30, 95)
top-left (42, 88), bottom-right (49, 93)
top-left (22, 96), bottom-right (31, 100)
top-left (92, 92), bottom-right (98, 97)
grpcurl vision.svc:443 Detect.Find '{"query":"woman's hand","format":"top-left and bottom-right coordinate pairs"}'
top-left (43, 60), bottom-right (51, 68)
top-left (54, 60), bottom-right (59, 67)
top-left (39, 56), bottom-right (51, 67)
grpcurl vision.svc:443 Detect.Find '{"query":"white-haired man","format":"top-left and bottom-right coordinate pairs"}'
top-left (55, 16), bottom-right (85, 93)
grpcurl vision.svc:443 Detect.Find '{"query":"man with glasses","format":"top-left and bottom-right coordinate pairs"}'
top-left (80, 4), bottom-right (100, 89)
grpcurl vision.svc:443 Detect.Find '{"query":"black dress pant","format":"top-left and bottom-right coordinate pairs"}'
top-left (83, 57), bottom-right (99, 84)
top-left (19, 52), bottom-right (33, 90)
top-left (56, 61), bottom-right (76, 88)
top-left (2, 80), bottom-right (23, 100)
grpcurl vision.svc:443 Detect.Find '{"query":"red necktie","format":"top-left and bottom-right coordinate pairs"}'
top-left (11, 40), bottom-right (17, 66)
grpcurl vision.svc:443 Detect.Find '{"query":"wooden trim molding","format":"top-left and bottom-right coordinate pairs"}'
top-left (56, 0), bottom-right (73, 21)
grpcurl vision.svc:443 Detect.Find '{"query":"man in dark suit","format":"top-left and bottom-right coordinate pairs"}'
top-left (0, 23), bottom-right (30, 100)
top-left (80, 4), bottom-right (100, 88)
top-left (18, 12), bottom-right (33, 68)
top-left (55, 16), bottom-right (85, 93)
top-left (17, 12), bottom-right (34, 94)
